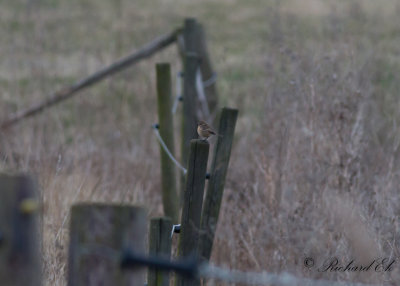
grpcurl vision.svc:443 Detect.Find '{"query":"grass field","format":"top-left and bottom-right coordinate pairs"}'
top-left (2, 0), bottom-right (400, 285)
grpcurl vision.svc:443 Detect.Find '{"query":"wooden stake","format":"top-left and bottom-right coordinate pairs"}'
top-left (148, 217), bottom-right (173, 286)
top-left (180, 18), bottom-right (200, 205)
top-left (177, 139), bottom-right (209, 286)
top-left (199, 107), bottom-right (238, 261)
top-left (0, 173), bottom-right (41, 286)
top-left (68, 203), bottom-right (147, 286)
top-left (156, 63), bottom-right (179, 223)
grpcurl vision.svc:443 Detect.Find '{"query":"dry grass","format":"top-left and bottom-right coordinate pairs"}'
top-left (1, 0), bottom-right (400, 285)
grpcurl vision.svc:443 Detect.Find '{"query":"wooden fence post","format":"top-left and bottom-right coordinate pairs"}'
top-left (176, 19), bottom-right (219, 123)
top-left (148, 217), bottom-right (173, 286)
top-left (68, 203), bottom-right (147, 286)
top-left (156, 63), bottom-right (179, 223)
top-left (199, 108), bottom-right (238, 261)
top-left (0, 173), bottom-right (41, 286)
top-left (197, 23), bottom-right (218, 120)
top-left (180, 18), bottom-right (200, 205)
top-left (177, 139), bottom-right (209, 286)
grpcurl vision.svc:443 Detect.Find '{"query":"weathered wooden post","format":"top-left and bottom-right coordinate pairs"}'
top-left (148, 217), bottom-right (173, 286)
top-left (180, 18), bottom-right (200, 204)
top-left (68, 203), bottom-right (147, 286)
top-left (177, 139), bottom-right (209, 286)
top-left (200, 108), bottom-right (238, 261)
top-left (196, 23), bottom-right (219, 120)
top-left (176, 19), bottom-right (219, 123)
top-left (0, 173), bottom-right (41, 286)
top-left (156, 63), bottom-right (179, 223)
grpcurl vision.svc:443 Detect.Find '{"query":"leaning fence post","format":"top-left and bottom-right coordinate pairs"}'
top-left (68, 203), bottom-right (147, 286)
top-left (180, 18), bottom-right (200, 205)
top-left (199, 107), bottom-right (238, 261)
top-left (148, 217), bottom-right (173, 286)
top-left (0, 173), bottom-right (41, 286)
top-left (177, 139), bottom-right (209, 286)
top-left (156, 63), bottom-right (179, 223)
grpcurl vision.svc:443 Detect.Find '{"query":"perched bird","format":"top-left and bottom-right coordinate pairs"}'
top-left (197, 120), bottom-right (220, 141)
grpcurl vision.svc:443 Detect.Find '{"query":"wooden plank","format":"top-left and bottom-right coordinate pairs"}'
top-left (0, 173), bottom-right (41, 286)
top-left (199, 107), bottom-right (238, 261)
top-left (148, 217), bottom-right (173, 286)
top-left (156, 63), bottom-right (179, 223)
top-left (180, 18), bottom-right (200, 205)
top-left (1, 29), bottom-right (181, 130)
top-left (68, 203), bottom-right (147, 286)
top-left (177, 139), bottom-right (209, 286)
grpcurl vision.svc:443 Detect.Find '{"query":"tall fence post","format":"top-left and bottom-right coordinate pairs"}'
top-left (180, 18), bottom-right (200, 205)
top-left (68, 203), bottom-right (147, 286)
top-left (0, 173), bottom-right (41, 286)
top-left (176, 19), bottom-right (219, 123)
top-left (199, 107), bottom-right (238, 261)
top-left (156, 63), bottom-right (179, 223)
top-left (197, 23), bottom-right (218, 120)
top-left (148, 217), bottom-right (173, 286)
top-left (177, 139), bottom-right (209, 286)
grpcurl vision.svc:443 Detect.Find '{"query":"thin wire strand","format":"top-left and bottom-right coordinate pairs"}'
top-left (200, 264), bottom-right (384, 286)
top-left (196, 68), bottom-right (210, 119)
top-left (202, 72), bottom-right (217, 88)
top-left (153, 127), bottom-right (187, 174)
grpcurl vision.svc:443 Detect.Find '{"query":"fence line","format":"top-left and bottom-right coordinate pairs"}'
top-left (200, 264), bottom-right (382, 286)
top-left (120, 251), bottom-right (384, 286)
top-left (0, 29), bottom-right (181, 130)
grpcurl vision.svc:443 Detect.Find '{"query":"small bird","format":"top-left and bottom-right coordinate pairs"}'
top-left (197, 120), bottom-right (220, 141)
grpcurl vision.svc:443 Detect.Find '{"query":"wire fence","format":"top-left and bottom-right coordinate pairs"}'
top-left (152, 125), bottom-right (187, 174)
top-left (153, 68), bottom-right (217, 175)
top-left (201, 264), bottom-right (383, 286)
top-left (119, 250), bottom-right (386, 286)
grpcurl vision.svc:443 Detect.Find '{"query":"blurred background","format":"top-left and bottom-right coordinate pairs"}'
top-left (1, 0), bottom-right (400, 285)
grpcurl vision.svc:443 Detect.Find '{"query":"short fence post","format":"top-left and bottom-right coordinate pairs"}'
top-left (156, 63), bottom-right (179, 223)
top-left (177, 139), bottom-right (209, 286)
top-left (199, 107), bottom-right (238, 261)
top-left (180, 18), bottom-right (200, 205)
top-left (68, 203), bottom-right (147, 286)
top-left (0, 173), bottom-right (41, 286)
top-left (148, 217), bottom-right (173, 286)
